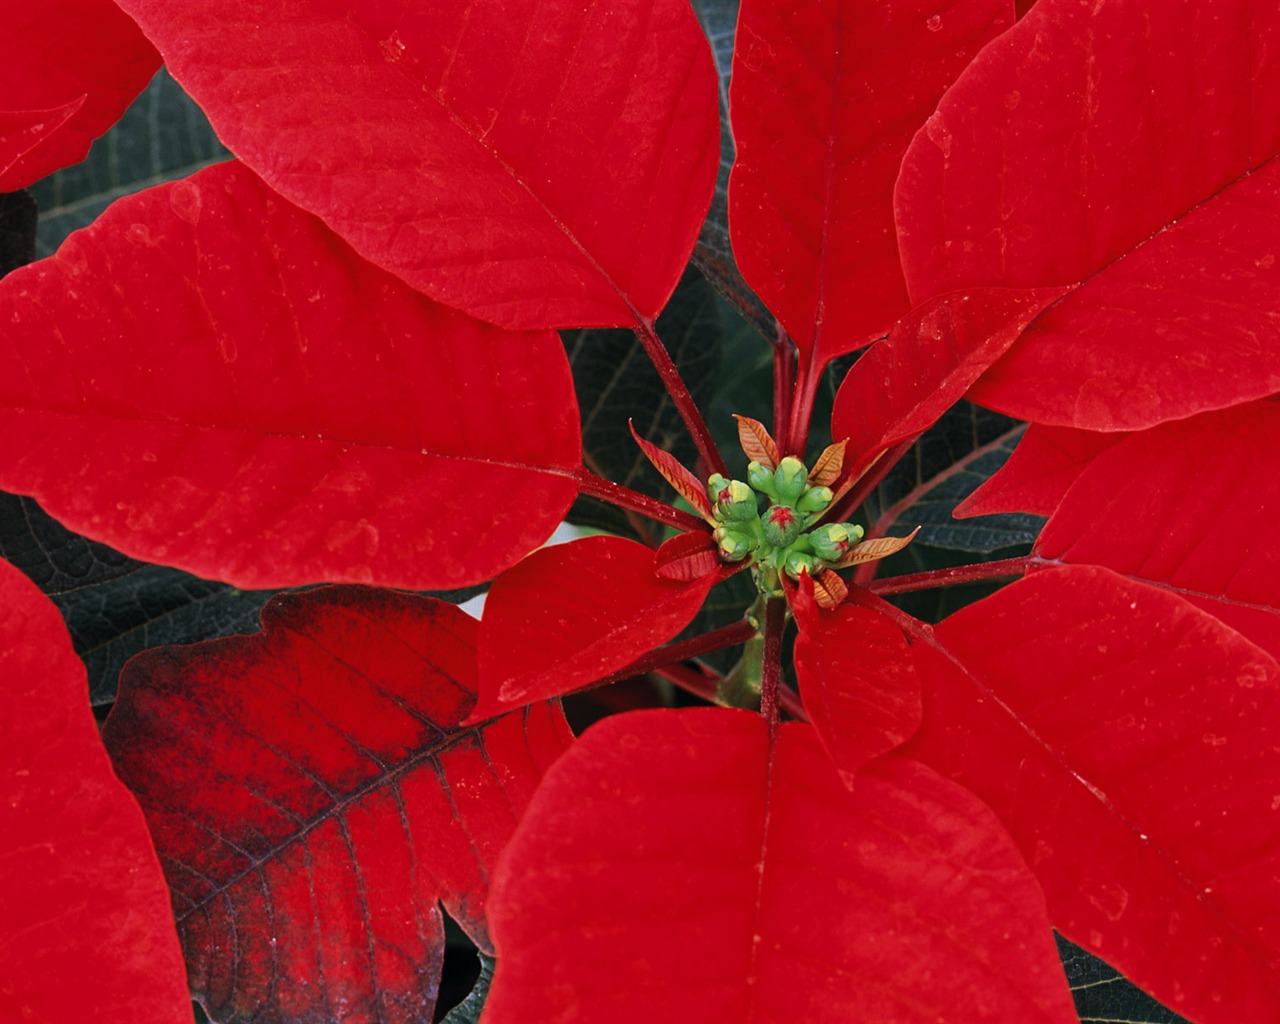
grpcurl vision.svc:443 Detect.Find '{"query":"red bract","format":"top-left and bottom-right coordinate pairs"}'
top-left (2, 1), bottom-right (1279, 1023)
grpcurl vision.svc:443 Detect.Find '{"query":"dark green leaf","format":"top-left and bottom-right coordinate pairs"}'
top-left (565, 266), bottom-right (722, 541)
top-left (439, 953), bottom-right (495, 1024)
top-left (865, 402), bottom-right (1044, 553)
top-left (27, 67), bottom-right (229, 256)
top-left (53, 565), bottom-right (278, 705)
top-left (1056, 934), bottom-right (1191, 1024)
top-left (0, 491), bottom-right (139, 595)
top-left (689, 0), bottom-right (776, 337)
top-left (0, 191), bottom-right (37, 277)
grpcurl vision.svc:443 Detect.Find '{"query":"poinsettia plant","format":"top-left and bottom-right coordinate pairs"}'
top-left (4, 0), bottom-right (1280, 1022)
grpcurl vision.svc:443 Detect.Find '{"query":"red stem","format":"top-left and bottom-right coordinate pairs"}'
top-left (759, 596), bottom-right (787, 740)
top-left (825, 437), bottom-right (915, 528)
top-left (634, 318), bottom-right (727, 478)
top-left (589, 619), bottom-right (758, 691)
top-left (868, 556), bottom-right (1031, 596)
top-left (573, 466), bottom-right (706, 533)
top-left (785, 351), bottom-right (824, 457)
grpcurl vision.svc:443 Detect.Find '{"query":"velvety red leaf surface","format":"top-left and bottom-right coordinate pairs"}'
top-left (0, 0), bottom-right (159, 190)
top-left (792, 589), bottom-right (921, 781)
top-left (0, 160), bottom-right (580, 590)
top-left (485, 709), bottom-right (1076, 1023)
top-left (0, 558), bottom-right (191, 1024)
top-left (729, 0), bottom-right (1013, 364)
top-left (903, 565), bottom-right (1280, 1023)
top-left (830, 287), bottom-right (1065, 479)
top-left (956, 422), bottom-right (1122, 519)
top-left (1034, 402), bottom-right (1280, 659)
top-left (117, 0), bottom-right (718, 330)
top-left (0, 99), bottom-right (85, 185)
top-left (896, 0), bottom-right (1280, 430)
top-left (473, 536), bottom-right (721, 720)
top-left (103, 585), bottom-right (573, 1024)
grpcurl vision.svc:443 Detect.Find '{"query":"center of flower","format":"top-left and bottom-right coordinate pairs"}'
top-left (706, 452), bottom-right (865, 598)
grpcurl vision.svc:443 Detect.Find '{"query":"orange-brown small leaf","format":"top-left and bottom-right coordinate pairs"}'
top-left (629, 420), bottom-right (714, 521)
top-left (809, 439), bottom-right (848, 487)
top-left (813, 569), bottom-right (849, 609)
top-left (834, 528), bottom-right (921, 568)
top-left (733, 414), bottom-right (781, 470)
top-left (655, 531), bottom-right (720, 582)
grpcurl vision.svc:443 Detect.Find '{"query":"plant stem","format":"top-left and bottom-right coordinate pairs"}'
top-left (785, 351), bottom-right (823, 457)
top-left (573, 466), bottom-right (706, 533)
top-left (759, 596), bottom-right (787, 740)
top-left (868, 556), bottom-right (1031, 595)
top-left (634, 317), bottom-right (727, 478)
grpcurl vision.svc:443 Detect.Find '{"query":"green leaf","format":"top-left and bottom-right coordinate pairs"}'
top-left (1057, 934), bottom-right (1191, 1024)
top-left (27, 67), bottom-right (229, 256)
top-left (866, 401), bottom-right (1044, 554)
top-left (565, 266), bottom-right (722, 541)
top-left (439, 953), bottom-right (496, 1024)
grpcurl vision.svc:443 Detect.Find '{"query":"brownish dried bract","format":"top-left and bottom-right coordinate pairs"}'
top-left (629, 420), bottom-right (715, 522)
top-left (808, 439), bottom-right (847, 487)
top-left (811, 569), bottom-right (849, 609)
top-left (833, 527), bottom-right (921, 568)
top-left (732, 414), bottom-right (781, 470)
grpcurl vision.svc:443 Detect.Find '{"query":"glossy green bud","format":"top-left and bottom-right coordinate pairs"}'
top-left (707, 473), bottom-right (732, 509)
top-left (716, 479), bottom-right (759, 522)
top-left (783, 550), bottom-right (816, 579)
top-left (796, 485), bottom-right (834, 514)
top-left (713, 524), bottom-right (757, 562)
top-left (772, 456), bottom-right (809, 503)
top-left (762, 504), bottom-right (803, 548)
top-left (746, 460), bottom-right (775, 495)
top-left (809, 523), bottom-right (853, 562)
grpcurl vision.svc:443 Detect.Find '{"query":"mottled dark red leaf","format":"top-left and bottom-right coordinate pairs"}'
top-left (956, 423), bottom-right (1123, 519)
top-left (897, 0), bottom-right (1280, 429)
top-left (0, 0), bottom-right (159, 189)
top-left (485, 709), bottom-right (1076, 1023)
top-left (103, 585), bottom-right (573, 1024)
top-left (1034, 402), bottom-right (1280, 659)
top-left (729, 0), bottom-right (1013, 363)
top-left (117, 0), bottom-right (718, 329)
top-left (473, 536), bottom-right (720, 719)
top-left (793, 593), bottom-right (921, 782)
top-left (903, 565), bottom-right (1280, 1023)
top-left (0, 161), bottom-right (580, 590)
top-left (0, 557), bottom-right (190, 1024)
top-left (831, 287), bottom-right (1065, 479)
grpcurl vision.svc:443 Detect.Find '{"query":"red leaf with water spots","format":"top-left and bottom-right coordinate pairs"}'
top-left (0, 161), bottom-right (580, 590)
top-left (831, 287), bottom-right (1065, 480)
top-left (897, 0), bottom-right (1280, 430)
top-left (473, 536), bottom-right (721, 720)
top-left (116, 0), bottom-right (718, 330)
top-left (0, 0), bottom-right (159, 190)
top-left (903, 565), bottom-right (1280, 1024)
top-left (484, 709), bottom-right (1076, 1023)
top-left (793, 591), bottom-right (921, 782)
top-left (729, 0), bottom-right (1013, 364)
top-left (1034, 402), bottom-right (1280, 659)
top-left (0, 557), bottom-right (190, 1024)
top-left (103, 585), bottom-right (573, 1024)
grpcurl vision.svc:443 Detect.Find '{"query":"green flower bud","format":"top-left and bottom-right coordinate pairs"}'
top-left (746, 460), bottom-right (775, 495)
top-left (713, 524), bottom-right (757, 562)
top-left (716, 479), bottom-right (759, 522)
top-left (809, 523), bottom-right (853, 562)
top-left (772, 456), bottom-right (809, 503)
top-left (707, 473), bottom-right (732, 510)
top-left (783, 549), bottom-right (816, 579)
top-left (796, 485), bottom-right (834, 514)
top-left (761, 503), bottom-right (803, 548)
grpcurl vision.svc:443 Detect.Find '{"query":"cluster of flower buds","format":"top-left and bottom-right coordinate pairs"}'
top-left (706, 454), bottom-right (864, 582)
